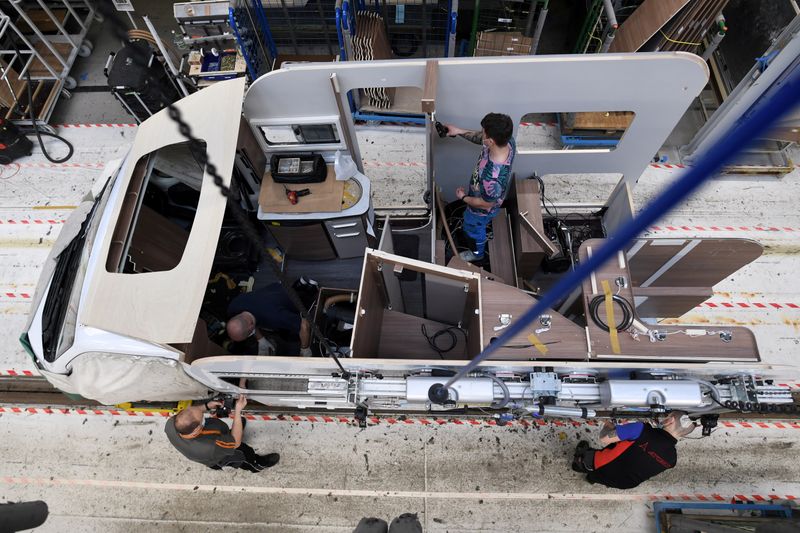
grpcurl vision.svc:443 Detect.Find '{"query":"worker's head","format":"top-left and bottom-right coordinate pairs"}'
top-left (661, 411), bottom-right (697, 439)
top-left (481, 113), bottom-right (514, 148)
top-left (173, 404), bottom-right (205, 436)
top-left (227, 311), bottom-right (256, 342)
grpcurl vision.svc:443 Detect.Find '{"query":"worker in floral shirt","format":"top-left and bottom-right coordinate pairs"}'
top-left (446, 113), bottom-right (515, 262)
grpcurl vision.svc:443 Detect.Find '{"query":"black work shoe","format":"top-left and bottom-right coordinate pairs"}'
top-left (571, 440), bottom-right (592, 473)
top-left (257, 453), bottom-right (280, 468)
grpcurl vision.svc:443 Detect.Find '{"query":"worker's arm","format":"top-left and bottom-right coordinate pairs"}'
top-left (445, 125), bottom-right (484, 145)
top-left (231, 394), bottom-right (247, 448)
top-left (600, 420), bottom-right (645, 446)
top-left (461, 194), bottom-right (496, 211)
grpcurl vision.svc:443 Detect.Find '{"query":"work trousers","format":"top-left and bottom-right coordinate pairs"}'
top-left (462, 208), bottom-right (490, 257)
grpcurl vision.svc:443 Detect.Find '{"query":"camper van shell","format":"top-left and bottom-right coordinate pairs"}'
top-left (21, 54), bottom-right (797, 417)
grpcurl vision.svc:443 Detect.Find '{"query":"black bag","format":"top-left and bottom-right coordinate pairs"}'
top-left (270, 153), bottom-right (327, 184)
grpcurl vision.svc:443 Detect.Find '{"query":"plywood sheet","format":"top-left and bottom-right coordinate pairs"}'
top-left (578, 239), bottom-right (759, 362)
top-left (259, 165), bottom-right (345, 214)
top-left (480, 280), bottom-right (588, 361)
top-left (609, 0), bottom-right (691, 53)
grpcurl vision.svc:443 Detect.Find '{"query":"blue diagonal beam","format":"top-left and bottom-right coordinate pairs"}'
top-left (443, 63), bottom-right (800, 390)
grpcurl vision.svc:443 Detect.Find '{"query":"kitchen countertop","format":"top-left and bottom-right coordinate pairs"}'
top-left (257, 171), bottom-right (371, 222)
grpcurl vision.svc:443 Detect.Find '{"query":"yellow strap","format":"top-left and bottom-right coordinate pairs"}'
top-left (527, 333), bottom-right (549, 355)
top-left (602, 280), bottom-right (621, 354)
top-left (658, 29), bottom-right (701, 47)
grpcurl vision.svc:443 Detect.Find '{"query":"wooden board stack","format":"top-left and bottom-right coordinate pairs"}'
top-left (354, 11), bottom-right (395, 109)
top-left (651, 0), bottom-right (731, 52)
top-left (473, 32), bottom-right (533, 56)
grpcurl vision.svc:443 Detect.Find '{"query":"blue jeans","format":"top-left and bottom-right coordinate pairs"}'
top-left (463, 208), bottom-right (489, 257)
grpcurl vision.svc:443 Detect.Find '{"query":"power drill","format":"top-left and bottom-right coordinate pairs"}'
top-left (284, 186), bottom-right (311, 205)
top-left (0, 119), bottom-right (33, 164)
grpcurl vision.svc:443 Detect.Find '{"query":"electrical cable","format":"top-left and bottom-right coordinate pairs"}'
top-left (483, 372), bottom-right (510, 409)
top-left (9, 39), bottom-right (74, 164)
top-left (421, 324), bottom-right (467, 359)
top-left (588, 293), bottom-right (634, 332)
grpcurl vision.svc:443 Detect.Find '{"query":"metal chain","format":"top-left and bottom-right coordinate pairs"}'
top-left (100, 4), bottom-right (349, 377)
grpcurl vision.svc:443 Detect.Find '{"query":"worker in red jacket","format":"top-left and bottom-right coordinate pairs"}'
top-left (571, 412), bottom-right (696, 489)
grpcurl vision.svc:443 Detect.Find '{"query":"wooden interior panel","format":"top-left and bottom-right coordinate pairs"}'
top-left (480, 280), bottom-right (588, 361)
top-left (378, 310), bottom-right (467, 359)
top-left (175, 318), bottom-right (228, 364)
top-left (650, 239), bottom-right (763, 288)
top-left (266, 223), bottom-right (336, 260)
top-left (434, 239), bottom-right (446, 266)
top-left (426, 273), bottom-right (469, 325)
top-left (509, 178), bottom-right (546, 279)
top-left (628, 239), bottom-right (687, 286)
top-left (628, 239), bottom-right (763, 288)
top-left (447, 256), bottom-right (506, 285)
top-left (633, 286), bottom-right (713, 319)
top-left (488, 209), bottom-right (517, 287)
top-left (237, 117), bottom-right (267, 177)
top-left (127, 206), bottom-right (189, 272)
top-left (609, 0), bottom-right (691, 53)
top-left (579, 239), bottom-right (759, 362)
top-left (350, 257), bottom-right (386, 357)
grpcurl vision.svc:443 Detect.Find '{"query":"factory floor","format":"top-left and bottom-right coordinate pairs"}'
top-left (1, 10), bottom-right (800, 533)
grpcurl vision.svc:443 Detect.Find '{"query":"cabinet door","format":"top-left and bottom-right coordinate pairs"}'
top-left (324, 217), bottom-right (368, 259)
top-left (267, 222), bottom-right (336, 260)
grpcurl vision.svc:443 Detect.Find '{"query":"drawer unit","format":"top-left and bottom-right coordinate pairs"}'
top-left (324, 216), bottom-right (368, 259)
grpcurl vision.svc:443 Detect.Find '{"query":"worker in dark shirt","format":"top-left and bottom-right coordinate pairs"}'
top-left (571, 412), bottom-right (696, 489)
top-left (227, 283), bottom-right (312, 356)
top-left (164, 395), bottom-right (279, 472)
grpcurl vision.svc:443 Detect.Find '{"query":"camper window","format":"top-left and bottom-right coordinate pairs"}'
top-left (106, 140), bottom-right (207, 274)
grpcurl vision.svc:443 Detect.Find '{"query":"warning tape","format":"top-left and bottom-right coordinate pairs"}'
top-left (57, 123), bottom-right (137, 128)
top-left (519, 121), bottom-right (557, 128)
top-left (8, 162), bottom-right (106, 169)
top-left (696, 301), bottom-right (800, 309)
top-left (0, 219), bottom-right (65, 225)
top-left (0, 369), bottom-right (37, 376)
top-left (2, 405), bottom-right (799, 428)
top-left (0, 293), bottom-right (31, 299)
top-left (649, 225), bottom-right (800, 233)
top-left (650, 163), bottom-right (688, 169)
top-left (362, 160), bottom-right (426, 168)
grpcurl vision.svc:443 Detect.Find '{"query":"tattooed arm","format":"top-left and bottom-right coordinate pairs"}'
top-left (444, 125), bottom-right (484, 145)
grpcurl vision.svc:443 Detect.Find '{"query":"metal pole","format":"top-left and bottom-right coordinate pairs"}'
top-left (9, 1), bottom-right (68, 71)
top-left (701, 14), bottom-right (727, 61)
top-left (468, 0), bottom-right (480, 56)
top-left (599, 0), bottom-right (617, 53)
top-left (330, 73), bottom-right (364, 174)
top-left (530, 1), bottom-right (548, 54)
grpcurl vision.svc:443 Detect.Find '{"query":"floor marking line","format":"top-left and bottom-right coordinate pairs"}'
top-left (1, 476), bottom-right (796, 503)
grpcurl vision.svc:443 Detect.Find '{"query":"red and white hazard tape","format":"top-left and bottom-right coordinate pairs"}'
top-left (362, 160), bottom-right (426, 168)
top-left (0, 219), bottom-right (65, 225)
top-left (0, 293), bottom-right (31, 299)
top-left (0, 369), bottom-right (36, 376)
top-left (57, 123), bottom-right (137, 128)
top-left (650, 163), bottom-right (688, 169)
top-left (648, 493), bottom-right (797, 502)
top-left (2, 405), bottom-right (799, 428)
top-left (8, 162), bottom-right (105, 169)
top-left (649, 225), bottom-right (800, 233)
top-left (696, 301), bottom-right (800, 310)
top-left (519, 121), bottom-right (557, 128)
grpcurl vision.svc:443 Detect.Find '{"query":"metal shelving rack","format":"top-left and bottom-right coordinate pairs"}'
top-left (0, 0), bottom-right (96, 130)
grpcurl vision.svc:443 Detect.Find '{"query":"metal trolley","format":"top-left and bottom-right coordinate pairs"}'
top-left (0, 0), bottom-right (96, 131)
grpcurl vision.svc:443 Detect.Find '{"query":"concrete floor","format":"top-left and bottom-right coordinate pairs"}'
top-left (1, 7), bottom-right (800, 533)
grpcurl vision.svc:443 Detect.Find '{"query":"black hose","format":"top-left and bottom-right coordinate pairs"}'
top-left (588, 293), bottom-right (634, 332)
top-left (11, 39), bottom-right (74, 163)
